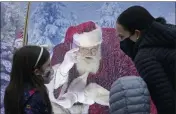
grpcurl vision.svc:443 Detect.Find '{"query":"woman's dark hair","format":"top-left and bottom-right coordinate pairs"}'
top-left (155, 17), bottom-right (167, 24)
top-left (117, 6), bottom-right (167, 34)
top-left (4, 45), bottom-right (52, 114)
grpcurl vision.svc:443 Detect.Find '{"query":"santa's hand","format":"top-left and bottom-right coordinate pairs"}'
top-left (49, 92), bottom-right (77, 109)
top-left (67, 73), bottom-right (95, 105)
top-left (70, 91), bottom-right (94, 105)
top-left (67, 73), bottom-right (89, 92)
top-left (59, 48), bottom-right (79, 75)
top-left (85, 83), bottom-right (110, 106)
top-left (78, 92), bottom-right (95, 105)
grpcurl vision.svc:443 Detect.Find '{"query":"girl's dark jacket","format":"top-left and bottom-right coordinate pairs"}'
top-left (120, 22), bottom-right (176, 114)
top-left (23, 86), bottom-right (51, 114)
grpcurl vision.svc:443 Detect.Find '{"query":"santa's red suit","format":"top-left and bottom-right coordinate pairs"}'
top-left (50, 21), bottom-right (157, 114)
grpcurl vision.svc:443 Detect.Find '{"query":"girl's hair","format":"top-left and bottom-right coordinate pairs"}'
top-left (117, 6), bottom-right (167, 34)
top-left (4, 45), bottom-right (52, 114)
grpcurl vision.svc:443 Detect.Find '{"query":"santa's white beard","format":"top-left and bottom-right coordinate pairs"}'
top-left (76, 49), bottom-right (101, 75)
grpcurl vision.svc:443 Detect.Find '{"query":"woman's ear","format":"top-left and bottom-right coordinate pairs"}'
top-left (135, 30), bottom-right (141, 38)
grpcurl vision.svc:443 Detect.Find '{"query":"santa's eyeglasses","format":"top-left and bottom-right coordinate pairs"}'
top-left (71, 43), bottom-right (100, 56)
top-left (79, 45), bottom-right (100, 56)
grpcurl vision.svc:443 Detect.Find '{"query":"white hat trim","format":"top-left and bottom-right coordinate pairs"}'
top-left (73, 25), bottom-right (103, 47)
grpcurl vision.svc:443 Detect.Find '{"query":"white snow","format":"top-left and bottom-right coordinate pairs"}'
top-left (54, 19), bottom-right (71, 27)
top-left (44, 24), bottom-right (58, 37)
top-left (29, 2), bottom-right (78, 46)
top-left (1, 51), bottom-right (11, 58)
top-left (0, 73), bottom-right (10, 82)
top-left (1, 42), bottom-right (11, 50)
top-left (0, 3), bottom-right (24, 112)
top-left (1, 2), bottom-right (24, 45)
top-left (2, 60), bottom-right (12, 73)
top-left (98, 2), bottom-right (122, 28)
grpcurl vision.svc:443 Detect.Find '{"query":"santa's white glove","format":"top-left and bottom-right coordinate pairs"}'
top-left (67, 73), bottom-right (95, 105)
top-left (53, 48), bottom-right (79, 89)
top-left (59, 48), bottom-right (79, 75)
top-left (85, 83), bottom-right (110, 106)
top-left (49, 91), bottom-right (77, 109)
top-left (74, 91), bottom-right (95, 105)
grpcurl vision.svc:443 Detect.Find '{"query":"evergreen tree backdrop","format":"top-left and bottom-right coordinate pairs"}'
top-left (98, 2), bottom-right (122, 28)
top-left (0, 2), bottom-right (25, 114)
top-left (29, 2), bottom-right (78, 47)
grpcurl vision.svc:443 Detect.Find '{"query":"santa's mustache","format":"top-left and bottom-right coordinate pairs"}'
top-left (78, 54), bottom-right (100, 60)
top-left (84, 56), bottom-right (94, 59)
top-left (77, 56), bottom-right (96, 62)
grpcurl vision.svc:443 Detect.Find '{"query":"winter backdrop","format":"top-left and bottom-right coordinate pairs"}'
top-left (28, 2), bottom-right (176, 48)
top-left (0, 1), bottom-right (175, 114)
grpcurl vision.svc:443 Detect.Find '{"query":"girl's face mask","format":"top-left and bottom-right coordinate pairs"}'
top-left (34, 59), bottom-right (54, 84)
top-left (41, 67), bottom-right (54, 84)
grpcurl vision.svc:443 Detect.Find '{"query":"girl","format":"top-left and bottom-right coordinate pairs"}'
top-left (4, 45), bottom-right (54, 114)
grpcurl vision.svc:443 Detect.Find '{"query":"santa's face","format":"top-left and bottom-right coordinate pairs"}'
top-left (72, 43), bottom-right (102, 75)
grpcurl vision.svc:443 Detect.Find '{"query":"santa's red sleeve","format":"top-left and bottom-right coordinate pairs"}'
top-left (51, 43), bottom-right (69, 66)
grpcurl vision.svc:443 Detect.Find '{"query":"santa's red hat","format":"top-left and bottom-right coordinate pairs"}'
top-left (64, 21), bottom-right (103, 47)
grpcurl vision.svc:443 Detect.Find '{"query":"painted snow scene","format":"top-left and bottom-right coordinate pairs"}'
top-left (1, 2), bottom-right (26, 114)
top-left (0, 1), bottom-right (175, 114)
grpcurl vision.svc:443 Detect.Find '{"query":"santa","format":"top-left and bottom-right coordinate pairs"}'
top-left (46, 21), bottom-right (157, 114)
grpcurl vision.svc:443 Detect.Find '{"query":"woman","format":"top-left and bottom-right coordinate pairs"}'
top-left (4, 46), bottom-right (54, 114)
top-left (116, 6), bottom-right (176, 114)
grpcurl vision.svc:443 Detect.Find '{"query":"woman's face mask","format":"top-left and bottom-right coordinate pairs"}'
top-left (120, 38), bottom-right (135, 58)
top-left (116, 24), bottom-right (136, 58)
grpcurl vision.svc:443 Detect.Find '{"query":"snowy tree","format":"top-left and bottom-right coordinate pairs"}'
top-left (1, 2), bottom-right (24, 78)
top-left (0, 42), bottom-right (13, 114)
top-left (1, 2), bottom-right (24, 113)
top-left (56, 11), bottom-right (78, 43)
top-left (98, 2), bottom-right (122, 28)
top-left (1, 2), bottom-right (24, 45)
top-left (1, 2), bottom-right (24, 73)
top-left (29, 2), bottom-right (76, 47)
top-left (53, 11), bottom-right (78, 42)
top-left (69, 12), bottom-right (78, 26)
